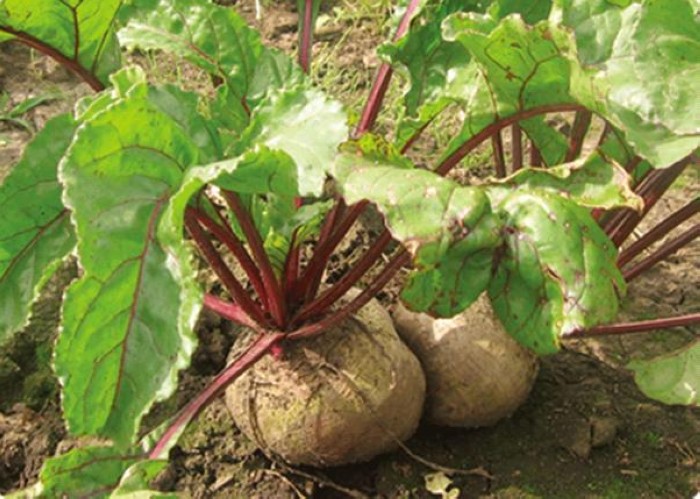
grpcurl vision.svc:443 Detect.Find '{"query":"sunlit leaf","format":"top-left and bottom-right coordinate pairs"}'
top-left (334, 153), bottom-right (502, 316)
top-left (554, 0), bottom-right (700, 166)
top-left (56, 88), bottom-right (206, 447)
top-left (237, 86), bottom-right (348, 197)
top-left (440, 13), bottom-right (591, 162)
top-left (380, 1), bottom-right (481, 147)
top-left (119, 0), bottom-right (307, 132)
top-left (496, 153), bottom-right (643, 211)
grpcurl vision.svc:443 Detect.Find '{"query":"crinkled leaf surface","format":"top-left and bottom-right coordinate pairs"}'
top-left (385, 1), bottom-right (562, 148)
top-left (0, 0), bottom-right (121, 86)
top-left (56, 89), bottom-right (206, 447)
top-left (0, 114), bottom-right (76, 344)
top-left (628, 340), bottom-right (699, 406)
top-left (554, 0), bottom-right (700, 167)
top-left (439, 13), bottom-right (592, 162)
top-left (487, 190), bottom-right (625, 354)
top-left (595, 0), bottom-right (699, 166)
top-left (334, 154), bottom-right (502, 316)
top-left (551, 0), bottom-right (636, 65)
top-left (237, 86), bottom-right (348, 197)
top-left (246, 48), bottom-right (306, 109)
top-left (496, 153), bottom-right (643, 211)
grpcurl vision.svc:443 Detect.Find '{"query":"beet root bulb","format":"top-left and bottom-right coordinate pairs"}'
top-left (393, 294), bottom-right (539, 428)
top-left (225, 291), bottom-right (426, 467)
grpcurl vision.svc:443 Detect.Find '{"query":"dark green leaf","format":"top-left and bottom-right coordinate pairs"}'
top-left (247, 48), bottom-right (306, 110)
top-left (487, 190), bottom-right (625, 354)
top-left (0, 114), bottom-right (77, 344)
top-left (0, 0), bottom-right (122, 86)
top-left (628, 340), bottom-right (699, 406)
top-left (56, 89), bottom-right (203, 447)
top-left (380, 1), bottom-right (481, 147)
top-left (334, 153), bottom-right (502, 316)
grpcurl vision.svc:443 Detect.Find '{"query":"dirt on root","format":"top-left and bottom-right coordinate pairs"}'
top-left (1, 1), bottom-right (699, 498)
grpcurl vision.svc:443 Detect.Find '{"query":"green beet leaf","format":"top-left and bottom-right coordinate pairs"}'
top-left (161, 144), bottom-right (331, 278)
top-left (119, 0), bottom-right (261, 92)
top-left (236, 85), bottom-right (348, 197)
top-left (379, 1), bottom-right (480, 148)
top-left (246, 48), bottom-right (306, 110)
top-left (384, 0), bottom-right (558, 148)
top-left (496, 152), bottom-right (643, 211)
top-left (55, 87), bottom-right (207, 447)
top-left (518, 115), bottom-right (569, 167)
top-left (488, 190), bottom-right (626, 354)
top-left (118, 0), bottom-right (259, 130)
top-left (162, 146), bottom-right (299, 237)
top-left (490, 0), bottom-right (553, 24)
top-left (334, 153), bottom-right (502, 316)
top-left (440, 13), bottom-right (592, 162)
top-left (146, 85), bottom-right (223, 163)
top-left (554, 0), bottom-right (700, 167)
top-left (628, 340), bottom-right (699, 406)
top-left (0, 114), bottom-right (77, 344)
top-left (0, 0), bottom-right (122, 87)
top-left (119, 0), bottom-right (305, 132)
top-left (551, 0), bottom-right (637, 65)
top-left (14, 446), bottom-right (144, 498)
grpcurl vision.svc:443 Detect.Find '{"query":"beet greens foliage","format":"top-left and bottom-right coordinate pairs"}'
top-left (0, 0), bottom-right (697, 495)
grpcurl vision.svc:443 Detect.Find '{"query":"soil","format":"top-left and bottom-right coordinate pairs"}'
top-left (1, 2), bottom-right (698, 498)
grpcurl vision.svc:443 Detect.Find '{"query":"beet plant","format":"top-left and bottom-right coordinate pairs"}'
top-left (0, 0), bottom-right (697, 494)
